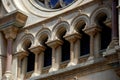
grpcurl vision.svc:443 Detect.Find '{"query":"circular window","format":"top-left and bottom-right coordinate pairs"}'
top-left (35, 0), bottom-right (75, 9)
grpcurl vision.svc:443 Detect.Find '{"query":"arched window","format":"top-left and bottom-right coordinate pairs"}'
top-left (80, 26), bottom-right (90, 56)
top-left (61, 31), bottom-right (70, 62)
top-left (26, 50), bottom-right (35, 72)
top-left (56, 27), bottom-right (70, 62)
top-left (96, 12), bottom-right (111, 50)
top-left (40, 37), bottom-right (52, 67)
top-left (44, 42), bottom-right (52, 67)
top-left (62, 34), bottom-right (70, 61)
top-left (23, 40), bottom-right (35, 72)
top-left (75, 21), bottom-right (90, 56)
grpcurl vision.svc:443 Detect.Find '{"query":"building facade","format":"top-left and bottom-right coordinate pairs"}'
top-left (0, 0), bottom-right (120, 80)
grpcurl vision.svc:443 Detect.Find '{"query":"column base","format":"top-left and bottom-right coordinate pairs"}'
top-left (107, 39), bottom-right (119, 50)
top-left (85, 56), bottom-right (105, 66)
top-left (67, 61), bottom-right (77, 67)
top-left (49, 67), bottom-right (59, 72)
top-left (31, 72), bottom-right (39, 77)
top-left (2, 71), bottom-right (13, 80)
top-left (17, 78), bottom-right (21, 80)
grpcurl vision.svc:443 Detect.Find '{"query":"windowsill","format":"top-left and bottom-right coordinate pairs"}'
top-left (29, 57), bottom-right (104, 80)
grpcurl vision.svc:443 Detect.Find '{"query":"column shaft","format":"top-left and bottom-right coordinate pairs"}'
top-left (39, 52), bottom-right (44, 74)
top-left (90, 35), bottom-right (94, 57)
top-left (52, 47), bottom-right (56, 66)
top-left (112, 0), bottom-right (118, 40)
top-left (34, 54), bottom-right (39, 73)
top-left (74, 40), bottom-right (80, 63)
top-left (18, 58), bottom-right (22, 79)
top-left (70, 41), bottom-right (74, 62)
top-left (6, 38), bottom-right (13, 72)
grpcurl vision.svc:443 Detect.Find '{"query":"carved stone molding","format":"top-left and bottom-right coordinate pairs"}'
top-left (0, 10), bottom-right (28, 30)
top-left (83, 26), bottom-right (101, 36)
top-left (16, 51), bottom-right (28, 59)
top-left (64, 33), bottom-right (81, 42)
top-left (46, 39), bottom-right (63, 48)
top-left (29, 46), bottom-right (45, 54)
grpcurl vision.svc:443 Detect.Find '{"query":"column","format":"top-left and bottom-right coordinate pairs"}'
top-left (112, 0), bottom-right (118, 40)
top-left (0, 11), bottom-right (28, 80)
top-left (17, 51), bottom-right (28, 80)
top-left (21, 57), bottom-right (27, 80)
top-left (47, 40), bottom-right (63, 72)
top-left (65, 33), bottom-right (81, 67)
top-left (84, 27), bottom-right (101, 61)
top-left (74, 39), bottom-right (80, 64)
top-left (30, 46), bottom-right (45, 76)
top-left (2, 26), bottom-right (19, 80)
top-left (119, 0), bottom-right (120, 45)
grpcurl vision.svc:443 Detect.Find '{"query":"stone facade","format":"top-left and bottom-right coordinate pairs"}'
top-left (0, 0), bottom-right (120, 80)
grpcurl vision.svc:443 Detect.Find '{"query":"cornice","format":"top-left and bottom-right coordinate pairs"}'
top-left (20, 0), bottom-right (98, 31)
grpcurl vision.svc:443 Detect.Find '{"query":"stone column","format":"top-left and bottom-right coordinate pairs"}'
top-left (17, 51), bottom-right (28, 80)
top-left (2, 26), bottom-right (19, 80)
top-left (112, 0), bottom-right (118, 40)
top-left (30, 46), bottom-right (45, 76)
top-left (84, 27), bottom-right (101, 61)
top-left (109, 0), bottom-right (119, 48)
top-left (118, 0), bottom-right (120, 45)
top-left (21, 57), bottom-right (27, 80)
top-left (64, 33), bottom-right (81, 67)
top-left (0, 11), bottom-right (27, 80)
top-left (47, 40), bottom-right (63, 72)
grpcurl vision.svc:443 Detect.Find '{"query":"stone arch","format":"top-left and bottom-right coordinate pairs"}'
top-left (71, 14), bottom-right (90, 56)
top-left (91, 6), bottom-right (112, 51)
top-left (52, 21), bottom-right (70, 39)
top-left (16, 33), bottom-right (34, 52)
top-left (71, 14), bottom-right (90, 32)
top-left (90, 6), bottom-right (111, 24)
top-left (36, 28), bottom-right (51, 45)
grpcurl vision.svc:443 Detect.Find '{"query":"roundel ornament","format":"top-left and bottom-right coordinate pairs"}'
top-left (36, 0), bottom-right (75, 9)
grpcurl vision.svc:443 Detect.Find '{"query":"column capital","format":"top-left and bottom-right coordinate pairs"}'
top-left (0, 11), bottom-right (28, 39)
top-left (84, 27), bottom-right (101, 36)
top-left (16, 51), bottom-right (28, 60)
top-left (29, 46), bottom-right (45, 54)
top-left (64, 33), bottom-right (81, 43)
top-left (3, 26), bottom-right (19, 39)
top-left (46, 39), bottom-right (63, 48)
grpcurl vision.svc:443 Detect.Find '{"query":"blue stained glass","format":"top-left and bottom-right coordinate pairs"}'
top-left (50, 0), bottom-right (59, 8)
top-left (63, 0), bottom-right (74, 5)
top-left (37, 0), bottom-right (74, 9)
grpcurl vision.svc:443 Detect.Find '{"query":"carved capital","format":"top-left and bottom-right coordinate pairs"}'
top-left (0, 11), bottom-right (28, 39)
top-left (46, 39), bottom-right (63, 48)
top-left (16, 51), bottom-right (28, 60)
top-left (64, 33), bottom-right (81, 43)
top-left (3, 26), bottom-right (19, 39)
top-left (84, 27), bottom-right (101, 36)
top-left (29, 46), bottom-right (45, 54)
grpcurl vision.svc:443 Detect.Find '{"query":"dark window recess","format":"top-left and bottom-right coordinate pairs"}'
top-left (62, 38), bottom-right (70, 61)
top-left (100, 23), bottom-right (111, 50)
top-left (27, 50), bottom-right (35, 72)
top-left (79, 26), bottom-right (90, 56)
top-left (44, 46), bottom-right (52, 67)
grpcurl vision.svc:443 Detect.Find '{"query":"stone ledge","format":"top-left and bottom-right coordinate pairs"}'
top-left (0, 10), bottom-right (27, 30)
top-left (29, 57), bottom-right (105, 80)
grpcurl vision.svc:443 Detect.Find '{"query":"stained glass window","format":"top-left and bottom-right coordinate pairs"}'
top-left (37, 0), bottom-right (75, 9)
